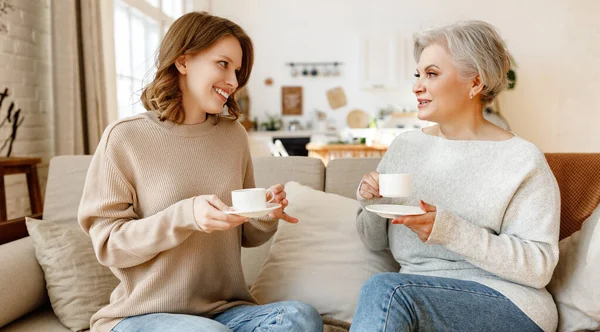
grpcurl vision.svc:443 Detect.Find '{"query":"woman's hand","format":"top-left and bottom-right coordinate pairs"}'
top-left (359, 171), bottom-right (382, 199)
top-left (392, 200), bottom-right (437, 242)
top-left (267, 184), bottom-right (298, 223)
top-left (193, 195), bottom-right (248, 233)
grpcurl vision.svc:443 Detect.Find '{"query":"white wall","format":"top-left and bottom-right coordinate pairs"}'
top-left (0, 0), bottom-right (53, 218)
top-left (212, 0), bottom-right (600, 152)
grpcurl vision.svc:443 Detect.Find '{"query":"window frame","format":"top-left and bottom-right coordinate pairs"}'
top-left (103, 0), bottom-right (209, 123)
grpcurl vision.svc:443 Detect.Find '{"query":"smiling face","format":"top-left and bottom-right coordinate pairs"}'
top-left (177, 35), bottom-right (243, 120)
top-left (412, 43), bottom-right (474, 123)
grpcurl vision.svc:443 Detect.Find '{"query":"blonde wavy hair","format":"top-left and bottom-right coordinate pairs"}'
top-left (141, 12), bottom-right (254, 124)
top-left (413, 20), bottom-right (511, 106)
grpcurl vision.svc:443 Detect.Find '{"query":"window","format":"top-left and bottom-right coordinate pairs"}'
top-left (113, 0), bottom-right (192, 119)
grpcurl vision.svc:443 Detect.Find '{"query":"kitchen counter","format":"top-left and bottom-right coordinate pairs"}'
top-left (247, 128), bottom-right (418, 158)
top-left (305, 143), bottom-right (388, 151)
top-left (306, 142), bottom-right (388, 165)
top-left (247, 130), bottom-right (338, 157)
top-left (248, 130), bottom-right (337, 138)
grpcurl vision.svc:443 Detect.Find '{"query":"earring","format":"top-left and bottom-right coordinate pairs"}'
top-left (469, 91), bottom-right (473, 99)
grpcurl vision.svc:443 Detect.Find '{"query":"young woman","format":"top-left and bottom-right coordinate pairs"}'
top-left (78, 12), bottom-right (323, 332)
top-left (351, 21), bottom-right (559, 332)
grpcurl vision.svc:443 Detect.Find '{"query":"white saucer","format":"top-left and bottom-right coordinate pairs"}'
top-left (225, 203), bottom-right (282, 218)
top-left (365, 204), bottom-right (426, 219)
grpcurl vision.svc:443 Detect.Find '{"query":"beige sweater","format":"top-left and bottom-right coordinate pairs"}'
top-left (78, 111), bottom-right (278, 332)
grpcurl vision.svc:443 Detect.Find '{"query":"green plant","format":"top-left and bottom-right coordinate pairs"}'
top-left (507, 53), bottom-right (517, 90)
top-left (260, 114), bottom-right (282, 131)
top-left (507, 69), bottom-right (516, 90)
top-left (485, 52), bottom-right (517, 115)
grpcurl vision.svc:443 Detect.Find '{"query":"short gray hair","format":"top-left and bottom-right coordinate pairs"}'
top-left (413, 20), bottom-right (511, 106)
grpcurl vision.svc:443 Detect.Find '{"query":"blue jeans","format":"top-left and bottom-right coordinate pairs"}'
top-left (111, 300), bottom-right (323, 332)
top-left (350, 273), bottom-right (542, 332)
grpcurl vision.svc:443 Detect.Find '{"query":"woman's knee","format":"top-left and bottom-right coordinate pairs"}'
top-left (112, 313), bottom-right (232, 332)
top-left (359, 273), bottom-right (400, 297)
top-left (280, 301), bottom-right (323, 329)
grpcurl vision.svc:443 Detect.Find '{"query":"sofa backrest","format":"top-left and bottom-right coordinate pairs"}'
top-left (325, 158), bottom-right (381, 198)
top-left (253, 156), bottom-right (325, 190)
top-left (44, 155), bottom-right (93, 224)
top-left (42, 153), bottom-right (600, 240)
top-left (42, 156), bottom-right (325, 224)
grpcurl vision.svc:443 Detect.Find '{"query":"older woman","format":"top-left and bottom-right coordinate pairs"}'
top-left (351, 21), bottom-right (558, 332)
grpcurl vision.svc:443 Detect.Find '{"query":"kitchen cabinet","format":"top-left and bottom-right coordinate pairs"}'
top-left (359, 35), bottom-right (413, 90)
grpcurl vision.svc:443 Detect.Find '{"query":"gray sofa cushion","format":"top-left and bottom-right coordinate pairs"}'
top-left (0, 237), bottom-right (48, 329)
top-left (0, 307), bottom-right (71, 332)
top-left (242, 157), bottom-right (326, 286)
top-left (25, 218), bottom-right (119, 332)
top-left (325, 158), bottom-right (381, 199)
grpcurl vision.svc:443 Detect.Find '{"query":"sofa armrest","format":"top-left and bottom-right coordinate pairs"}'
top-left (0, 236), bottom-right (48, 328)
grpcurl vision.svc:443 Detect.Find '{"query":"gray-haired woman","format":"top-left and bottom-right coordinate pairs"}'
top-left (351, 21), bottom-right (558, 332)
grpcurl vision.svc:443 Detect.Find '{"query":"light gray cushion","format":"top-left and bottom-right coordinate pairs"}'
top-left (548, 204), bottom-right (600, 331)
top-left (0, 237), bottom-right (48, 328)
top-left (253, 156), bottom-right (325, 191)
top-left (242, 157), bottom-right (326, 285)
top-left (325, 158), bottom-right (381, 199)
top-left (43, 156), bottom-right (93, 224)
top-left (250, 182), bottom-right (399, 322)
top-left (241, 237), bottom-right (273, 286)
top-left (25, 218), bottom-right (119, 332)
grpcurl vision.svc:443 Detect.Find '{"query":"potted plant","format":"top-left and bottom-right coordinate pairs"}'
top-left (483, 54), bottom-right (517, 130)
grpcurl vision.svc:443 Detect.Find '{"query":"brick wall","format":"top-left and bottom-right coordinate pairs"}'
top-left (0, 0), bottom-right (53, 219)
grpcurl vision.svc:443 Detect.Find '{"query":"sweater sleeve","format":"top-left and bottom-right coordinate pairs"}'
top-left (426, 161), bottom-right (561, 289)
top-left (78, 134), bottom-right (200, 269)
top-left (355, 150), bottom-right (398, 251)
top-left (240, 146), bottom-right (278, 248)
top-left (356, 205), bottom-right (390, 251)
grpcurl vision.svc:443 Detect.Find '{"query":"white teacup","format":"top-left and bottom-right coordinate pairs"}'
top-left (379, 173), bottom-right (412, 197)
top-left (231, 188), bottom-right (275, 211)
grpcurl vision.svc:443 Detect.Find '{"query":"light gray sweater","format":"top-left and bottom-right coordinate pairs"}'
top-left (356, 129), bottom-right (560, 332)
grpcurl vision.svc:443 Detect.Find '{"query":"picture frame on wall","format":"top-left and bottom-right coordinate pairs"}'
top-left (281, 86), bottom-right (302, 115)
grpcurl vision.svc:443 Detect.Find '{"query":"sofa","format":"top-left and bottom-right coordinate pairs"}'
top-left (0, 154), bottom-right (599, 332)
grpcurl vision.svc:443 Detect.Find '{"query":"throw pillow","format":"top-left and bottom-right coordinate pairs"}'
top-left (25, 218), bottom-right (119, 332)
top-left (547, 204), bottom-right (600, 332)
top-left (250, 181), bottom-right (399, 322)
